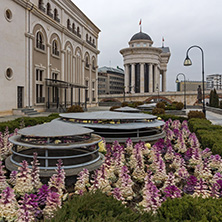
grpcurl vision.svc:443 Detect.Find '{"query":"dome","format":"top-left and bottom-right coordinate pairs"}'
top-left (130, 32), bottom-right (152, 41)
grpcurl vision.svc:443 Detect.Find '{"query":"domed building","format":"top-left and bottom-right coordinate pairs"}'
top-left (120, 31), bottom-right (170, 94)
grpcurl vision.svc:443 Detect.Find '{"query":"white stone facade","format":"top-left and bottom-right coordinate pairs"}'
top-left (0, 0), bottom-right (100, 114)
top-left (120, 32), bottom-right (170, 95)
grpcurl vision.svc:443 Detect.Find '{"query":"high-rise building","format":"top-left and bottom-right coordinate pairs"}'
top-left (206, 74), bottom-right (222, 90)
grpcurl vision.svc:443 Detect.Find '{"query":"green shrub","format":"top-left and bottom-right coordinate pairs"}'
top-left (187, 110), bottom-right (205, 119)
top-left (156, 102), bottom-right (165, 109)
top-left (66, 105), bottom-right (84, 113)
top-left (175, 102), bottom-right (184, 110)
top-left (129, 101), bottom-right (144, 108)
top-left (50, 191), bottom-right (154, 222)
top-left (188, 118), bottom-right (222, 155)
top-left (157, 195), bottom-right (222, 222)
top-left (0, 114), bottom-right (60, 133)
top-left (109, 106), bottom-right (121, 111)
top-left (152, 108), bottom-right (165, 115)
top-left (121, 102), bottom-right (129, 107)
top-left (156, 114), bottom-right (187, 122)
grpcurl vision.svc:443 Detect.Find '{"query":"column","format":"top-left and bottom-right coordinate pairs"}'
top-left (153, 64), bottom-right (157, 92)
top-left (124, 64), bottom-right (129, 93)
top-left (131, 63), bottom-right (135, 93)
top-left (162, 71), bottom-right (167, 92)
top-left (155, 65), bottom-right (160, 92)
top-left (89, 64), bottom-right (92, 103)
top-left (149, 63), bottom-right (153, 92)
top-left (140, 63), bottom-right (145, 93)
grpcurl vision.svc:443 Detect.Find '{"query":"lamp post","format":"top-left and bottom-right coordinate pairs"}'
top-left (175, 73), bottom-right (186, 109)
top-left (156, 84), bottom-right (159, 102)
top-left (184, 45), bottom-right (206, 117)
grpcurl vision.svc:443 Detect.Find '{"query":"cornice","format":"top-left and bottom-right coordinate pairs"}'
top-left (120, 47), bottom-right (162, 55)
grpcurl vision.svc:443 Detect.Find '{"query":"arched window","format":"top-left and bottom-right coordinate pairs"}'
top-left (67, 19), bottom-right (71, 30)
top-left (93, 39), bottom-right (95, 45)
top-left (36, 32), bottom-right (45, 50)
top-left (89, 36), bottom-right (92, 43)
top-left (52, 40), bottom-right (59, 56)
top-left (72, 23), bottom-right (75, 33)
top-left (92, 58), bottom-right (95, 70)
top-left (46, 3), bottom-right (52, 17)
top-left (85, 56), bottom-right (89, 68)
top-left (86, 34), bottom-right (88, 41)
top-left (77, 27), bottom-right (81, 38)
top-left (38, 0), bottom-right (45, 12)
top-left (54, 8), bottom-right (57, 19)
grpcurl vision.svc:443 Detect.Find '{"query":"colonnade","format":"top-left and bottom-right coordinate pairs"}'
top-left (124, 63), bottom-right (166, 94)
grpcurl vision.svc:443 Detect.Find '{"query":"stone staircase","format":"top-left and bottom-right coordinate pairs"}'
top-left (13, 108), bottom-right (40, 116)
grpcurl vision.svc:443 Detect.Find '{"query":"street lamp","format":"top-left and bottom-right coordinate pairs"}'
top-left (184, 45), bottom-right (206, 116)
top-left (156, 84), bottom-right (159, 102)
top-left (175, 73), bottom-right (186, 109)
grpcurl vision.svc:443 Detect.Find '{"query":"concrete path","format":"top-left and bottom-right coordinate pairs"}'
top-left (186, 108), bottom-right (222, 126)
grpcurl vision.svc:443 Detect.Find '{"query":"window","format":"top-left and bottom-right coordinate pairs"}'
top-left (85, 56), bottom-right (89, 68)
top-left (46, 3), bottom-right (53, 18)
top-left (52, 73), bottom-right (58, 102)
top-left (86, 34), bottom-right (88, 41)
top-left (92, 59), bottom-right (95, 71)
top-left (89, 36), bottom-right (92, 42)
top-left (36, 32), bottom-right (45, 51)
top-left (5, 9), bottom-right (12, 21)
top-left (36, 69), bottom-right (45, 103)
top-left (54, 9), bottom-right (60, 22)
top-left (77, 27), bottom-right (81, 37)
top-left (93, 39), bottom-right (95, 45)
top-left (72, 23), bottom-right (75, 33)
top-left (38, 0), bottom-right (45, 12)
top-left (67, 19), bottom-right (71, 30)
top-left (92, 82), bottom-right (95, 89)
top-left (5, 68), bottom-right (13, 80)
top-left (52, 40), bottom-right (59, 56)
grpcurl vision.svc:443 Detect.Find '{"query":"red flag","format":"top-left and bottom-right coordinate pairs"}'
top-left (162, 37), bottom-right (164, 42)
top-left (139, 19), bottom-right (142, 25)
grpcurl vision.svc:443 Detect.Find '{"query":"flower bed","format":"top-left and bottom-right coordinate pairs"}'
top-left (0, 118), bottom-right (222, 221)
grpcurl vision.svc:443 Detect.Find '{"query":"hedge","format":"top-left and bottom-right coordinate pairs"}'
top-left (157, 195), bottom-right (222, 222)
top-left (49, 191), bottom-right (154, 222)
top-left (0, 113), bottom-right (60, 133)
top-left (188, 118), bottom-right (222, 155)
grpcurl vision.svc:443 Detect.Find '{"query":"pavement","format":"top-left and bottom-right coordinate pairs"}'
top-left (0, 106), bottom-right (222, 126)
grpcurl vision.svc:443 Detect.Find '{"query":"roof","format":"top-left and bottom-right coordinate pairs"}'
top-left (60, 111), bottom-right (157, 120)
top-left (98, 66), bottom-right (124, 75)
top-left (159, 47), bottom-right (170, 53)
top-left (18, 120), bottom-right (93, 137)
top-left (130, 32), bottom-right (152, 41)
top-left (114, 106), bottom-right (140, 112)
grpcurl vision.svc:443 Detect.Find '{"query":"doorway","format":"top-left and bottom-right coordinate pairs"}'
top-left (17, 86), bottom-right (23, 108)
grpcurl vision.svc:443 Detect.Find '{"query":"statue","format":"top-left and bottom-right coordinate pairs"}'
top-left (197, 85), bottom-right (202, 104)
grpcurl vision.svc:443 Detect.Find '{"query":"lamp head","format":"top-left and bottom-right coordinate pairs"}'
top-left (184, 55), bottom-right (192, 66)
top-left (175, 77), bottom-right (179, 83)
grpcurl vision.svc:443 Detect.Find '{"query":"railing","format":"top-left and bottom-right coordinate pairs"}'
top-left (47, 11), bottom-right (53, 18)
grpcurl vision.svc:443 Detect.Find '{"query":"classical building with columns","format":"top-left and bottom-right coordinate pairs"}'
top-left (120, 31), bottom-right (170, 95)
top-left (0, 0), bottom-right (100, 115)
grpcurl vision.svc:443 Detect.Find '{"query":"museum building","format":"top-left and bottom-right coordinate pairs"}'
top-left (1, 0), bottom-right (100, 115)
top-left (120, 31), bottom-right (171, 94)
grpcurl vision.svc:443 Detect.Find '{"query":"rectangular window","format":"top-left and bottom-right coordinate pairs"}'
top-left (36, 69), bottom-right (44, 103)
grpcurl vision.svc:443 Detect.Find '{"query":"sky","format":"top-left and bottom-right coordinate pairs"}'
top-left (73, 0), bottom-right (222, 91)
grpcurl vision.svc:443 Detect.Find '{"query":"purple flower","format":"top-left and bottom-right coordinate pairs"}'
top-left (163, 185), bottom-right (182, 199)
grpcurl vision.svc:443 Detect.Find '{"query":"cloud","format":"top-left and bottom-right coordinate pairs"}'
top-left (73, 0), bottom-right (222, 90)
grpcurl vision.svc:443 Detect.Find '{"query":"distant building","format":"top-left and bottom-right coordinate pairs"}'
top-left (0, 0), bottom-right (100, 115)
top-left (98, 66), bottom-right (124, 95)
top-left (206, 74), bottom-right (222, 90)
top-left (176, 81), bottom-right (206, 92)
top-left (120, 31), bottom-right (170, 93)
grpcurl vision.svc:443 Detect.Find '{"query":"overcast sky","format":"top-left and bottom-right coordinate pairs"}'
top-left (73, 0), bottom-right (222, 91)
